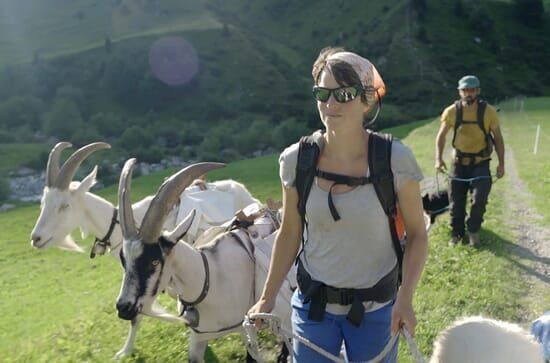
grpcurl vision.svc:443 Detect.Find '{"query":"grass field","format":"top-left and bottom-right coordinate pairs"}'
top-left (0, 101), bottom-right (548, 361)
top-left (0, 0), bottom-right (219, 67)
top-left (498, 97), bottom-right (550, 225)
top-left (0, 143), bottom-right (49, 176)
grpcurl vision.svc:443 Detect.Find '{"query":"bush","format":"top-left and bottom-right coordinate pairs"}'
top-left (24, 150), bottom-right (49, 170)
top-left (43, 98), bottom-right (84, 139)
top-left (513, 0), bottom-right (544, 26)
top-left (134, 145), bottom-right (164, 164)
top-left (0, 177), bottom-right (9, 203)
top-left (272, 117), bottom-right (310, 149)
top-left (0, 129), bottom-right (15, 143)
top-left (118, 125), bottom-right (154, 151)
top-left (90, 112), bottom-right (126, 138)
top-left (71, 126), bottom-right (103, 147)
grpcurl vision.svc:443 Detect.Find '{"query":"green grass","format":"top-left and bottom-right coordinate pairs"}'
top-left (0, 0), bottom-right (219, 67)
top-left (498, 97), bottom-right (550, 225)
top-left (1, 110), bottom-right (548, 362)
top-left (391, 118), bottom-right (534, 361)
top-left (0, 143), bottom-right (49, 176)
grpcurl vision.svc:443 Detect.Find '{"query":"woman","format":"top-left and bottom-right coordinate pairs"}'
top-left (248, 47), bottom-right (428, 362)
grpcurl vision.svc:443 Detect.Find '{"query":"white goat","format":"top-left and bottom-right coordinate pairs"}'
top-left (430, 316), bottom-right (544, 363)
top-left (29, 142), bottom-right (260, 358)
top-left (115, 160), bottom-right (293, 363)
top-left (30, 142), bottom-right (260, 254)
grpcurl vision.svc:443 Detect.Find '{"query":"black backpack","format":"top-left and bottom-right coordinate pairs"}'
top-left (452, 99), bottom-right (494, 164)
top-left (295, 131), bottom-right (404, 281)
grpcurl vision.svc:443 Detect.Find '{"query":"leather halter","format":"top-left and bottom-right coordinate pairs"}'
top-left (90, 208), bottom-right (119, 258)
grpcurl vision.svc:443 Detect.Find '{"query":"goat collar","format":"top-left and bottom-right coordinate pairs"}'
top-left (178, 250), bottom-right (210, 309)
top-left (90, 208), bottom-right (119, 258)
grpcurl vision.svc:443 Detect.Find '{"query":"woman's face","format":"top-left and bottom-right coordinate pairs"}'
top-left (316, 70), bottom-right (368, 131)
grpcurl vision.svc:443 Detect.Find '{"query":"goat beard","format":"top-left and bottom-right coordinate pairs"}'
top-left (142, 300), bottom-right (186, 325)
top-left (58, 235), bottom-right (84, 252)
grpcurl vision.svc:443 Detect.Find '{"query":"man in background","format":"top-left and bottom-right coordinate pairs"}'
top-left (435, 75), bottom-right (505, 246)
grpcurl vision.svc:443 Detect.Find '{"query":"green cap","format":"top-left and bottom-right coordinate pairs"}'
top-left (457, 75), bottom-right (480, 90)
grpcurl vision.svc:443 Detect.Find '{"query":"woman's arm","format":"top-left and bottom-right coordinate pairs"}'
top-left (248, 185), bottom-right (303, 314)
top-left (391, 179), bottom-right (428, 335)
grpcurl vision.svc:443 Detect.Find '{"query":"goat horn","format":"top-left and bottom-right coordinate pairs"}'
top-left (55, 142), bottom-right (111, 190)
top-left (46, 142), bottom-right (72, 187)
top-left (118, 158), bottom-right (139, 241)
top-left (140, 162), bottom-right (225, 244)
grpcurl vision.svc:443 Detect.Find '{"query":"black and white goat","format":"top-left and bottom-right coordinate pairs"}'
top-left (115, 159), bottom-right (293, 363)
top-left (29, 142), bottom-right (261, 358)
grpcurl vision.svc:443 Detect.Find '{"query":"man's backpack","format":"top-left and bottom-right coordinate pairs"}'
top-left (295, 131), bottom-right (404, 281)
top-left (452, 99), bottom-right (494, 164)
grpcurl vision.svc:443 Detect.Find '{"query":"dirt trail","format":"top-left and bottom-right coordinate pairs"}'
top-left (502, 145), bottom-right (549, 319)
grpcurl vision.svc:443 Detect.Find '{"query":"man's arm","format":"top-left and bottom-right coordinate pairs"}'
top-left (491, 124), bottom-right (505, 178)
top-left (435, 122), bottom-right (452, 171)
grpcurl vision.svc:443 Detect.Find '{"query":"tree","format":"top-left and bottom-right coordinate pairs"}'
top-left (90, 112), bottom-right (125, 137)
top-left (118, 125), bottom-right (154, 151)
top-left (453, 0), bottom-right (465, 17)
top-left (513, 0), bottom-right (544, 26)
top-left (43, 99), bottom-right (84, 139)
top-left (71, 126), bottom-right (102, 147)
top-left (0, 95), bottom-right (45, 130)
top-left (55, 85), bottom-right (87, 115)
top-left (272, 118), bottom-right (310, 149)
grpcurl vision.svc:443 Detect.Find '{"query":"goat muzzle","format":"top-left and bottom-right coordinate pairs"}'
top-left (116, 300), bottom-right (139, 320)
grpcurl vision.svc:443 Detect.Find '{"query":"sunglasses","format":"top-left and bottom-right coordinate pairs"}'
top-left (312, 85), bottom-right (364, 103)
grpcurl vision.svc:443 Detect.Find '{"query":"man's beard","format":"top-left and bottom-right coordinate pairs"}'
top-left (463, 95), bottom-right (476, 105)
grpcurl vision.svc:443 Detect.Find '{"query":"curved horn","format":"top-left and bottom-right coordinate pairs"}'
top-left (140, 162), bottom-right (225, 244)
top-left (55, 142), bottom-right (111, 190)
top-left (118, 158), bottom-right (139, 241)
top-left (46, 142), bottom-right (72, 187)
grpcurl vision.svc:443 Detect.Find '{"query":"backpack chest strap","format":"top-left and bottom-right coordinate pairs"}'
top-left (314, 169), bottom-right (372, 221)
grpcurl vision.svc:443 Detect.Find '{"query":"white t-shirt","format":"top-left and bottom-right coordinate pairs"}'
top-left (280, 133), bottom-right (423, 314)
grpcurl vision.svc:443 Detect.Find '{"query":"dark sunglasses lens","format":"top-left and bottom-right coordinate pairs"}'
top-left (313, 88), bottom-right (330, 102)
top-left (334, 87), bottom-right (359, 103)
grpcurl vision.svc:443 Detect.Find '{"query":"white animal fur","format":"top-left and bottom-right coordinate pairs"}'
top-left (30, 167), bottom-right (259, 358)
top-left (430, 316), bottom-right (544, 363)
top-left (118, 208), bottom-right (291, 363)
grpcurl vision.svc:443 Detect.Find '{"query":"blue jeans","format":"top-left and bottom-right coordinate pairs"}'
top-left (291, 290), bottom-right (398, 362)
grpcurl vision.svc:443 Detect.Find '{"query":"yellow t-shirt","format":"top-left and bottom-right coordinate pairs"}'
top-left (441, 101), bottom-right (499, 165)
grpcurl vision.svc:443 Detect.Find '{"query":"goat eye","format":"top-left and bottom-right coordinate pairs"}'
top-left (151, 260), bottom-right (160, 267)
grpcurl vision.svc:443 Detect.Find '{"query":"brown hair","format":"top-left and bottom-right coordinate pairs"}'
top-left (311, 47), bottom-right (369, 104)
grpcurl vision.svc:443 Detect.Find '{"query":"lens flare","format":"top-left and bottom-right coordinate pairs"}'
top-left (149, 37), bottom-right (199, 86)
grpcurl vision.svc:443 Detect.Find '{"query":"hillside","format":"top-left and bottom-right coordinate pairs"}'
top-left (0, 0), bottom-right (548, 183)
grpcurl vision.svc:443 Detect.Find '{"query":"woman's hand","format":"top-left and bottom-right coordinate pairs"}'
top-left (390, 291), bottom-right (417, 337)
top-left (247, 297), bottom-right (276, 328)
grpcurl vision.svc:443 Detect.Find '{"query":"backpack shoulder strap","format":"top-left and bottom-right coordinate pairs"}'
top-left (452, 100), bottom-right (462, 148)
top-left (368, 132), bottom-right (403, 281)
top-left (476, 99), bottom-right (488, 135)
top-left (368, 132), bottom-right (396, 216)
top-left (295, 131), bottom-right (323, 257)
top-left (296, 131), bottom-right (323, 216)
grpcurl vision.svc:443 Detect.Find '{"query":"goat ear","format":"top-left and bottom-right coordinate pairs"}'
top-left (75, 166), bottom-right (98, 195)
top-left (165, 209), bottom-right (196, 242)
